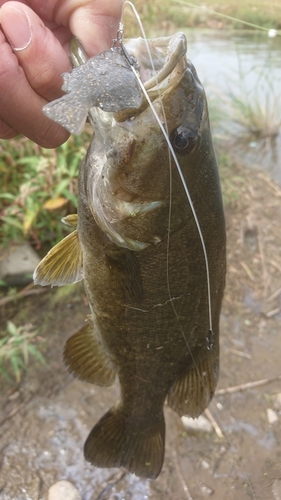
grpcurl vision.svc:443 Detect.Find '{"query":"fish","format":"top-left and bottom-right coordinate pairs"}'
top-left (34, 32), bottom-right (226, 479)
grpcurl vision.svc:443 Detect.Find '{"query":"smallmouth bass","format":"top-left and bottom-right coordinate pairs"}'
top-left (34, 33), bottom-right (226, 479)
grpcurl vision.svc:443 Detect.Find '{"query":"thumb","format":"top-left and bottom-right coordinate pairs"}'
top-left (57, 0), bottom-right (124, 56)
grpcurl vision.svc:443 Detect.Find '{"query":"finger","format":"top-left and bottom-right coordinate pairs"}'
top-left (0, 118), bottom-right (19, 140)
top-left (0, 10), bottom-right (69, 147)
top-left (0, 2), bottom-right (71, 101)
top-left (1, 0), bottom-right (124, 56)
top-left (31, 0), bottom-right (124, 56)
top-left (68, 0), bottom-right (124, 55)
top-left (0, 36), bottom-right (69, 147)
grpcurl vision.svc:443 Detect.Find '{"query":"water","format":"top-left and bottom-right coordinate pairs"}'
top-left (183, 29), bottom-right (281, 185)
top-left (185, 29), bottom-right (281, 94)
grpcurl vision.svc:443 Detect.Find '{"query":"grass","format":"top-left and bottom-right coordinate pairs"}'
top-left (218, 53), bottom-right (281, 143)
top-left (228, 92), bottom-right (281, 140)
top-left (175, 0), bottom-right (281, 29)
top-left (0, 321), bottom-right (46, 382)
top-left (123, 0), bottom-right (281, 35)
top-left (226, 64), bottom-right (281, 141)
top-left (217, 152), bottom-right (247, 207)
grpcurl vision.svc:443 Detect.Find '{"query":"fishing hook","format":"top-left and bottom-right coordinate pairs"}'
top-left (112, 22), bottom-right (138, 68)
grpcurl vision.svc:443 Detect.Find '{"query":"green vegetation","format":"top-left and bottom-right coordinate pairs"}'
top-left (0, 129), bottom-right (91, 249)
top-left (217, 152), bottom-right (246, 207)
top-left (0, 321), bottom-right (46, 382)
top-left (124, 0), bottom-right (281, 35)
top-left (184, 0), bottom-right (281, 29)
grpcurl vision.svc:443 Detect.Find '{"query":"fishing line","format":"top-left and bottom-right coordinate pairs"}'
top-left (129, 67), bottom-right (214, 335)
top-left (122, 0), bottom-right (214, 341)
top-left (120, 5), bottom-right (257, 499)
top-left (129, 60), bottom-right (257, 500)
top-left (120, 2), bottom-right (223, 452)
top-left (134, 62), bottom-right (258, 498)
top-left (121, 2), bottom-right (175, 339)
top-left (120, 0), bottom-right (212, 396)
top-left (172, 0), bottom-right (281, 36)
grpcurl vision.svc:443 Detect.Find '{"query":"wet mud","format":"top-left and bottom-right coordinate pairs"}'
top-left (0, 163), bottom-right (281, 500)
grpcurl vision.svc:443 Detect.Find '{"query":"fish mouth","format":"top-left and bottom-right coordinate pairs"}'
top-left (125, 32), bottom-right (188, 94)
top-left (111, 32), bottom-right (188, 123)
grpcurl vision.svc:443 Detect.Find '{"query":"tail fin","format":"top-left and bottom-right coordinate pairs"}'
top-left (84, 406), bottom-right (165, 479)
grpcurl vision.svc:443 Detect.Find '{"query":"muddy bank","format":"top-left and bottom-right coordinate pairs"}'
top-left (0, 161), bottom-right (281, 500)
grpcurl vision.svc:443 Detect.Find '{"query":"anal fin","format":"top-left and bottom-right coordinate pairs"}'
top-left (84, 405), bottom-right (165, 479)
top-left (168, 350), bottom-right (219, 418)
top-left (33, 229), bottom-right (83, 286)
top-left (63, 320), bottom-right (116, 386)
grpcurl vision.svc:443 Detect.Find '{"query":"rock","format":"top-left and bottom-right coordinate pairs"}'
top-left (47, 480), bottom-right (82, 500)
top-left (181, 415), bottom-right (213, 433)
top-left (273, 393), bottom-right (281, 410)
top-left (272, 479), bottom-right (281, 500)
top-left (266, 408), bottom-right (278, 425)
top-left (0, 242), bottom-right (40, 286)
top-left (201, 460), bottom-right (210, 470)
top-left (199, 482), bottom-right (214, 496)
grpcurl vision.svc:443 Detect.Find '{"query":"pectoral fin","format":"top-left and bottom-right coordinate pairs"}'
top-left (168, 349), bottom-right (219, 418)
top-left (33, 230), bottom-right (83, 286)
top-left (63, 320), bottom-right (116, 386)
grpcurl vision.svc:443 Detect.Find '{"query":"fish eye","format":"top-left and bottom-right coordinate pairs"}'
top-left (170, 126), bottom-right (196, 155)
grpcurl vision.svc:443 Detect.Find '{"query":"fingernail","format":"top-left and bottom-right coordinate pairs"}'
top-left (3, 6), bottom-right (32, 51)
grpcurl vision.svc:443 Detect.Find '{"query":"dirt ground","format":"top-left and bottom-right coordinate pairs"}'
top-left (0, 160), bottom-right (281, 500)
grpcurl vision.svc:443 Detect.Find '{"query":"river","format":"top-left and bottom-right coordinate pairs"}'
top-left (184, 29), bottom-right (281, 185)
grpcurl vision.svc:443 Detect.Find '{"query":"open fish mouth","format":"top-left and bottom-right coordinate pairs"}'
top-left (125, 32), bottom-right (187, 93)
top-left (112, 32), bottom-right (189, 122)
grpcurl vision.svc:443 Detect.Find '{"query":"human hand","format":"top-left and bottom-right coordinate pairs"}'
top-left (0, 0), bottom-right (124, 147)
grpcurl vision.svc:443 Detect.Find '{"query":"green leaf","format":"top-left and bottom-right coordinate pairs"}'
top-left (10, 355), bottom-right (21, 382)
top-left (15, 156), bottom-right (40, 167)
top-left (0, 365), bottom-right (12, 381)
top-left (54, 179), bottom-right (71, 196)
top-left (0, 216), bottom-right (23, 230)
top-left (6, 321), bottom-right (18, 337)
top-left (0, 193), bottom-right (16, 200)
top-left (28, 345), bottom-right (47, 366)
